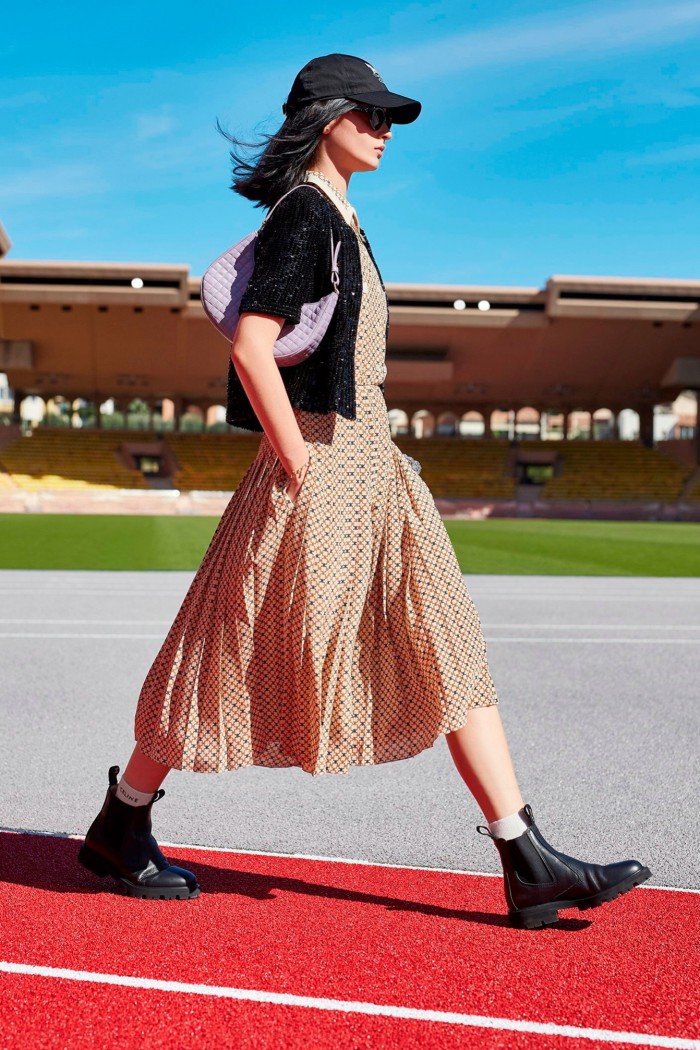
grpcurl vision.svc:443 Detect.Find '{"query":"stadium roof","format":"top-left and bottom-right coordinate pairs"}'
top-left (1, 257), bottom-right (698, 412)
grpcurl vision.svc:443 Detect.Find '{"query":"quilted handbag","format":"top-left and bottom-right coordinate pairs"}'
top-left (200, 184), bottom-right (341, 367)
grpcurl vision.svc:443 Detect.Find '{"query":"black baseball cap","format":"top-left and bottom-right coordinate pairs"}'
top-left (283, 53), bottom-right (421, 124)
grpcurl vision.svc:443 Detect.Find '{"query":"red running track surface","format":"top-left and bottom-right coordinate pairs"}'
top-left (0, 831), bottom-right (698, 1049)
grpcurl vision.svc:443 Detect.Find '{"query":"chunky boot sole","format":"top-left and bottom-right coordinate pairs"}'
top-left (509, 865), bottom-right (653, 929)
top-left (78, 845), bottom-right (201, 901)
top-left (117, 878), bottom-right (201, 901)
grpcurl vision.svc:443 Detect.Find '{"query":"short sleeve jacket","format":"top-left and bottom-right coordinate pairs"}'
top-left (226, 183), bottom-right (388, 433)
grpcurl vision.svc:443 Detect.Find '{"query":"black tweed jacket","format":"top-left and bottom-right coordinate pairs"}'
top-left (226, 183), bottom-right (387, 433)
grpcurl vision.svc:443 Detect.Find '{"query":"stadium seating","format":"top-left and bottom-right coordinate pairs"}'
top-left (394, 437), bottom-right (515, 499)
top-left (0, 427), bottom-right (696, 503)
top-left (682, 471), bottom-right (700, 502)
top-left (0, 429), bottom-right (148, 491)
top-left (166, 434), bottom-right (516, 498)
top-left (167, 433), bottom-right (262, 492)
top-left (517, 439), bottom-right (691, 502)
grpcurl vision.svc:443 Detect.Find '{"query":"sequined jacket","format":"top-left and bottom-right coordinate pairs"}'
top-left (226, 183), bottom-right (387, 432)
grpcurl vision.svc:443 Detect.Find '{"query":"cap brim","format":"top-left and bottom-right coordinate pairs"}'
top-left (347, 90), bottom-right (421, 124)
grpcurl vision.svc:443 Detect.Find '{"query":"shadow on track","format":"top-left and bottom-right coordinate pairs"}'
top-left (0, 830), bottom-right (591, 932)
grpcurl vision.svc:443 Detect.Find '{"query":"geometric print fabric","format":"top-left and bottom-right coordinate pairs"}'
top-left (134, 221), bottom-right (498, 776)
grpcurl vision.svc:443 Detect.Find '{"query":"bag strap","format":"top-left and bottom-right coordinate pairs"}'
top-left (260, 183), bottom-right (341, 294)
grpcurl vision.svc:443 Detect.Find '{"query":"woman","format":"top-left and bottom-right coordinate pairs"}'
top-left (79, 53), bottom-right (651, 929)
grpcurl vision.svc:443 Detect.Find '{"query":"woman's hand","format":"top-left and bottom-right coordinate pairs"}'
top-left (283, 455), bottom-right (310, 506)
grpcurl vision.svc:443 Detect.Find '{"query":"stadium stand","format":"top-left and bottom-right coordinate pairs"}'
top-left (0, 429), bottom-right (148, 491)
top-left (167, 433), bottom-right (262, 492)
top-left (394, 437), bottom-right (515, 499)
top-left (1, 427), bottom-right (697, 503)
top-left (519, 439), bottom-right (693, 502)
top-left (168, 434), bottom-right (518, 499)
top-left (682, 470), bottom-right (700, 502)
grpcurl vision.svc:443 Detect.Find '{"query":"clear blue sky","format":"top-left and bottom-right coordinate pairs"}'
top-left (2, 1), bottom-right (699, 286)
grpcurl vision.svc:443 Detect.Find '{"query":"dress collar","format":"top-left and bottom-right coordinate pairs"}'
top-left (303, 170), bottom-right (359, 232)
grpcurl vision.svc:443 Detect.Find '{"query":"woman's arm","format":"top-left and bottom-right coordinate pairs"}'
top-left (231, 311), bottom-right (310, 500)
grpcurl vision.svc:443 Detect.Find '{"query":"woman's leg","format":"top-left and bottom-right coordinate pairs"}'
top-left (445, 705), bottom-right (524, 823)
top-left (78, 745), bottom-right (199, 900)
top-left (122, 743), bottom-right (172, 793)
top-left (445, 703), bottom-right (650, 929)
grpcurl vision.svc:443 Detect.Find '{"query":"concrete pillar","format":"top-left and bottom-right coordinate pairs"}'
top-left (12, 390), bottom-right (25, 425)
top-left (638, 404), bottom-right (655, 449)
top-left (564, 409), bottom-right (574, 440)
top-left (694, 390), bottom-right (700, 466)
top-left (481, 408), bottom-right (493, 439)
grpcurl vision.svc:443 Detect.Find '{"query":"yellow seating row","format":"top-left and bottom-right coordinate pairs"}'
top-left (0, 430), bottom-right (695, 501)
top-left (0, 429), bottom-right (148, 491)
top-left (515, 439), bottom-right (692, 501)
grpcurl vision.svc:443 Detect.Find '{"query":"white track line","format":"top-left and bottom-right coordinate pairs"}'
top-left (1, 826), bottom-right (697, 894)
top-left (477, 597), bottom-right (700, 603)
top-left (0, 588), bottom-right (184, 596)
top-left (484, 625), bottom-right (700, 630)
top-left (0, 618), bottom-right (170, 625)
top-left (486, 638), bottom-right (698, 643)
top-left (0, 962), bottom-right (696, 1049)
top-left (0, 632), bottom-right (164, 639)
top-left (2, 588), bottom-right (699, 601)
top-left (1, 632), bottom-right (698, 643)
top-left (2, 619), bottom-right (699, 630)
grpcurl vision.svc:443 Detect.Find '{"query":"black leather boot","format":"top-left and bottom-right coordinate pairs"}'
top-left (78, 766), bottom-right (200, 900)
top-left (477, 803), bottom-right (651, 929)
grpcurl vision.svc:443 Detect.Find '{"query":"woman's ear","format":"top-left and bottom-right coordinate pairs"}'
top-left (322, 115), bottom-right (343, 136)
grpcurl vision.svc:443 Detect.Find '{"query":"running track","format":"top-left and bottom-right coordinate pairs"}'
top-left (1, 830), bottom-right (698, 1049)
top-left (1, 572), bottom-right (699, 1046)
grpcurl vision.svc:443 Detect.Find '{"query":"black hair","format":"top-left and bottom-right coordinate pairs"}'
top-left (215, 98), bottom-right (358, 211)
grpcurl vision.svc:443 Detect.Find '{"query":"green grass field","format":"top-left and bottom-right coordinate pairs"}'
top-left (0, 514), bottom-right (698, 575)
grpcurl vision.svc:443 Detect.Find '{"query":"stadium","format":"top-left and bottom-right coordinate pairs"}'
top-left (2, 18), bottom-right (699, 1048)
top-left (1, 219), bottom-right (698, 522)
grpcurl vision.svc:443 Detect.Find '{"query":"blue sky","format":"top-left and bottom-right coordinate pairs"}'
top-left (2, 1), bottom-right (699, 286)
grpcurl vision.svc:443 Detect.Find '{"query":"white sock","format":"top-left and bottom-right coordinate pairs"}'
top-left (487, 808), bottom-right (529, 841)
top-left (116, 776), bottom-right (154, 807)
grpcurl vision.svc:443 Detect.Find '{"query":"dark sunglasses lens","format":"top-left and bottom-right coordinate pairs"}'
top-left (371, 107), bottom-right (392, 130)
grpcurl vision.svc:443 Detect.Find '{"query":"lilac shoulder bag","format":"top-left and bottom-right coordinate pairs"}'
top-left (200, 184), bottom-right (341, 368)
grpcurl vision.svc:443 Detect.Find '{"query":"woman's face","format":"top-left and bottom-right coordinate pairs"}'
top-left (320, 109), bottom-right (393, 175)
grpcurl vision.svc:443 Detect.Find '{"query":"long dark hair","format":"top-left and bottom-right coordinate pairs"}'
top-left (216, 98), bottom-right (358, 211)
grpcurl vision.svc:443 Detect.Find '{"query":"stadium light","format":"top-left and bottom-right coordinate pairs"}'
top-left (477, 299), bottom-right (491, 311)
top-left (131, 277), bottom-right (144, 289)
top-left (453, 299), bottom-right (466, 310)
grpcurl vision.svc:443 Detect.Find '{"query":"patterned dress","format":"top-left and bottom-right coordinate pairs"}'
top-left (134, 203), bottom-right (499, 777)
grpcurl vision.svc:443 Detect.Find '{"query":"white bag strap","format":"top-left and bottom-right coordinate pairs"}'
top-left (260, 183), bottom-right (341, 294)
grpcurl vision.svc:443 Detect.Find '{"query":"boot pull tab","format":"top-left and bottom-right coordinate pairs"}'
top-left (152, 789), bottom-right (166, 804)
top-left (108, 766), bottom-right (120, 788)
top-left (476, 825), bottom-right (495, 839)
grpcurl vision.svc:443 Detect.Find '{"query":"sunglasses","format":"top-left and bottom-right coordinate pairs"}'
top-left (352, 105), bottom-right (393, 131)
